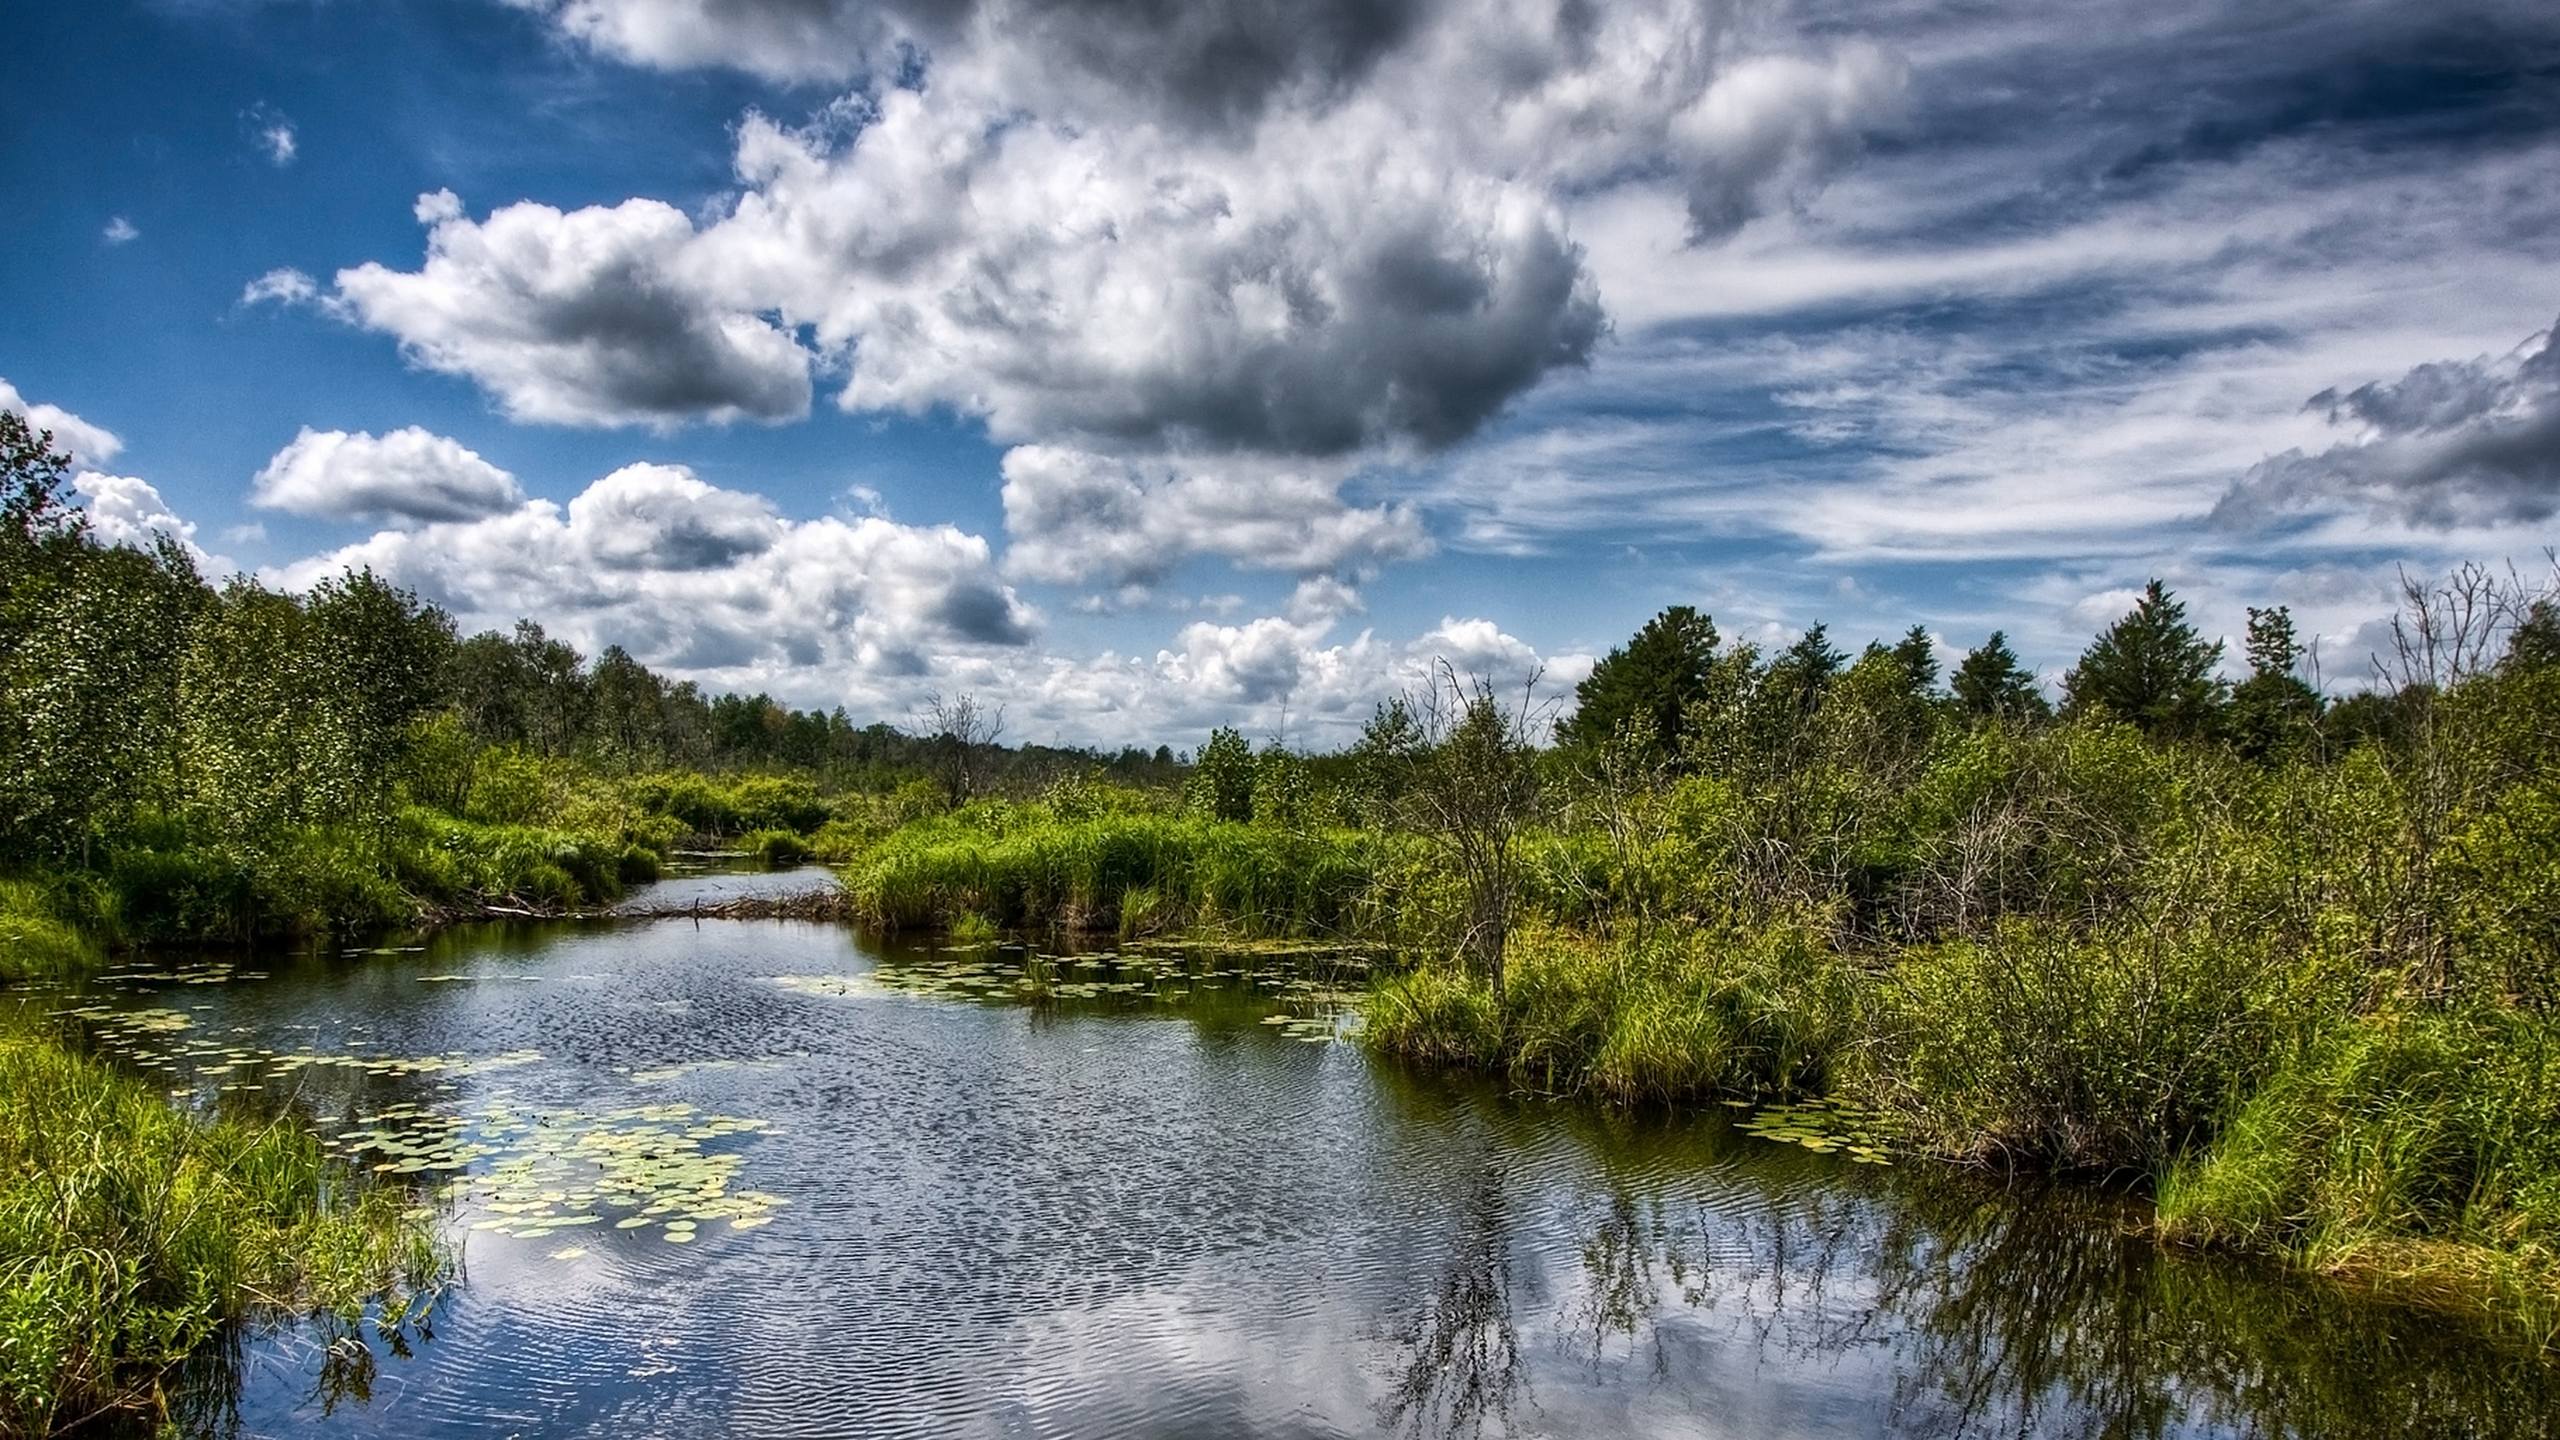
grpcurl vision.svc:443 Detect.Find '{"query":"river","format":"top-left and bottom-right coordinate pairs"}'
top-left (35, 862), bottom-right (2560, 1438)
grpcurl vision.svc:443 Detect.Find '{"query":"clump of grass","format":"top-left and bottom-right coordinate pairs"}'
top-left (845, 810), bottom-right (1393, 937)
top-left (742, 828), bottom-right (813, 866)
top-left (1858, 920), bottom-right (2322, 1175)
top-left (949, 911), bottom-right (1002, 944)
top-left (0, 1020), bottom-right (444, 1432)
top-left (0, 879), bottom-right (102, 981)
top-left (1366, 924), bottom-right (1851, 1103)
top-left (2157, 1004), bottom-right (2560, 1339)
top-left (616, 843), bottom-right (663, 885)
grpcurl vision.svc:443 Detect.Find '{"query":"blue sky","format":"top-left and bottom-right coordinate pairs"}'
top-left (6, 0), bottom-right (2557, 746)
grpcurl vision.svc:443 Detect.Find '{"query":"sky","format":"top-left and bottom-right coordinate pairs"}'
top-left (5, 0), bottom-right (2557, 748)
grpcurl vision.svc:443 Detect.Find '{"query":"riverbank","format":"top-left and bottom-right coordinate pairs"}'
top-left (0, 1014), bottom-right (445, 1434)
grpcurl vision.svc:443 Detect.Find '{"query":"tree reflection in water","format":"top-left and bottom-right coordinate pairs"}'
top-left (1382, 1131), bottom-right (2560, 1440)
top-left (1379, 1157), bottom-right (1529, 1439)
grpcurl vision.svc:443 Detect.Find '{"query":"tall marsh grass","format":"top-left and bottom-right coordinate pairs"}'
top-left (846, 810), bottom-right (1397, 938)
top-left (0, 1020), bottom-right (444, 1432)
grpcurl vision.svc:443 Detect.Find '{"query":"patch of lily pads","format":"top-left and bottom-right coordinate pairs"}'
top-left (1728, 1097), bottom-right (1899, 1165)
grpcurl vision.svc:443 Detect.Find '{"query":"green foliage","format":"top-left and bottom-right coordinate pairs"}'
top-left (846, 808), bottom-right (1393, 938)
top-left (1556, 605), bottom-right (1720, 757)
top-left (1185, 726), bottom-right (1256, 822)
top-left (0, 1019), bottom-right (443, 1432)
top-left (1367, 924), bottom-right (1851, 1102)
top-left (743, 828), bottom-right (814, 865)
top-left (2158, 1005), bottom-right (2560, 1332)
top-left (1865, 921), bottom-right (2323, 1174)
top-left (1950, 630), bottom-right (2049, 722)
top-left (2062, 579), bottom-right (2228, 740)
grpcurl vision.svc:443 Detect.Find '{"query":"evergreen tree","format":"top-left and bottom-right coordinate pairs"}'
top-left (2062, 580), bottom-right (2227, 739)
top-left (1556, 605), bottom-right (1719, 756)
top-left (1950, 631), bottom-right (2049, 722)
top-left (1891, 625), bottom-right (1942, 696)
top-left (2227, 605), bottom-right (2322, 761)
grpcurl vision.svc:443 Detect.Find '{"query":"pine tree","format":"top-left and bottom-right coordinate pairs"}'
top-left (1891, 625), bottom-right (1941, 696)
top-left (2062, 579), bottom-right (2227, 739)
top-left (1556, 605), bottom-right (1719, 756)
top-left (1950, 631), bottom-right (2048, 722)
top-left (2227, 605), bottom-right (2322, 761)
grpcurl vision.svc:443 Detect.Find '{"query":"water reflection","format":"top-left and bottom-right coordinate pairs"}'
top-left (37, 904), bottom-right (2560, 1440)
top-left (1380, 1158), bottom-right (1527, 1439)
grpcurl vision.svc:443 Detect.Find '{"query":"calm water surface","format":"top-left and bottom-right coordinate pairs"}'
top-left (34, 868), bottom-right (2560, 1439)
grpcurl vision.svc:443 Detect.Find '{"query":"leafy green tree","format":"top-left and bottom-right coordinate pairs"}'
top-left (1951, 631), bottom-right (2049, 723)
top-left (306, 569), bottom-right (452, 828)
top-left (2062, 580), bottom-right (2227, 740)
top-left (2506, 600), bottom-right (2560, 673)
top-left (1556, 606), bottom-right (1719, 757)
top-left (2226, 605), bottom-right (2322, 762)
top-left (589, 644), bottom-right (668, 767)
top-left (1187, 726), bottom-right (1255, 821)
top-left (1251, 744), bottom-right (1311, 829)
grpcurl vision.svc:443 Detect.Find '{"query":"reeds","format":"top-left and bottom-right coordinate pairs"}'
top-left (0, 1020), bottom-right (445, 1432)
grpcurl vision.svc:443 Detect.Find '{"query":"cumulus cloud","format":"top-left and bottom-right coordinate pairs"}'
top-left (330, 191), bottom-right (814, 427)
top-left (998, 445), bottom-right (1427, 589)
top-left (0, 379), bottom-right (123, 465)
top-left (337, 0), bottom-right (1901, 452)
top-left (72, 472), bottom-right (228, 572)
top-left (271, 461), bottom-right (1035, 682)
top-left (507, 0), bottom-right (1429, 133)
top-left (2220, 317), bottom-right (2560, 528)
top-left (102, 217), bottom-right (138, 245)
top-left (252, 426), bottom-right (527, 522)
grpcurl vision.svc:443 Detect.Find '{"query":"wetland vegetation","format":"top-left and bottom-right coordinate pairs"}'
top-left (10, 405), bottom-right (2560, 1430)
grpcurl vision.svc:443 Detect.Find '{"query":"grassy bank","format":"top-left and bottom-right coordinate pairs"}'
top-left (843, 804), bottom-right (1405, 938)
top-left (0, 1018), bottom-right (444, 1433)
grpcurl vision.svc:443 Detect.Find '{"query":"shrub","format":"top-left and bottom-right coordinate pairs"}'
top-left (744, 828), bottom-right (813, 866)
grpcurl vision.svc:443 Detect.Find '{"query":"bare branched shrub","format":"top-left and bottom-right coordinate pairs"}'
top-left (916, 691), bottom-right (1005, 809)
top-left (1402, 664), bottom-right (1551, 1002)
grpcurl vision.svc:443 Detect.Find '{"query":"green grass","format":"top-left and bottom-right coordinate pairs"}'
top-left (742, 828), bottom-right (813, 866)
top-left (844, 809), bottom-right (1396, 938)
top-left (1365, 924), bottom-right (1851, 1102)
top-left (0, 1019), bottom-right (445, 1433)
top-left (0, 880), bottom-right (102, 982)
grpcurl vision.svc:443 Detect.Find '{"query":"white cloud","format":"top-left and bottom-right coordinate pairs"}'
top-left (0, 379), bottom-right (123, 465)
top-left (72, 472), bottom-right (228, 573)
top-left (346, 0), bottom-right (1902, 454)
top-left (270, 462), bottom-right (1038, 687)
top-left (252, 426), bottom-right (527, 522)
top-left (102, 217), bottom-right (138, 245)
top-left (241, 267), bottom-right (320, 308)
top-left (329, 191), bottom-right (814, 427)
top-left (998, 445), bottom-right (1428, 590)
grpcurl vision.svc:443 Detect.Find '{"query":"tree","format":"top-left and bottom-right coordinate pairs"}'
top-left (1951, 632), bottom-right (2048, 722)
top-left (1891, 625), bottom-right (1942, 697)
top-left (2062, 580), bottom-right (2226, 740)
top-left (2226, 605), bottom-right (2322, 762)
top-left (1403, 667), bottom-right (1545, 1003)
top-left (919, 691), bottom-right (1004, 808)
top-left (1186, 725), bottom-right (1255, 821)
top-left (1555, 606), bottom-right (1718, 757)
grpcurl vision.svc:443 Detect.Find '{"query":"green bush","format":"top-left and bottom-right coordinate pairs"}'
top-left (1862, 921), bottom-right (2321, 1174)
top-left (1368, 924), bottom-right (1851, 1102)
top-left (744, 828), bottom-right (813, 865)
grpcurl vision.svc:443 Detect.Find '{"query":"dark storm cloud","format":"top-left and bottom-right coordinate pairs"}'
top-left (2218, 317), bottom-right (2560, 529)
top-left (1062, 217), bottom-right (1605, 456)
